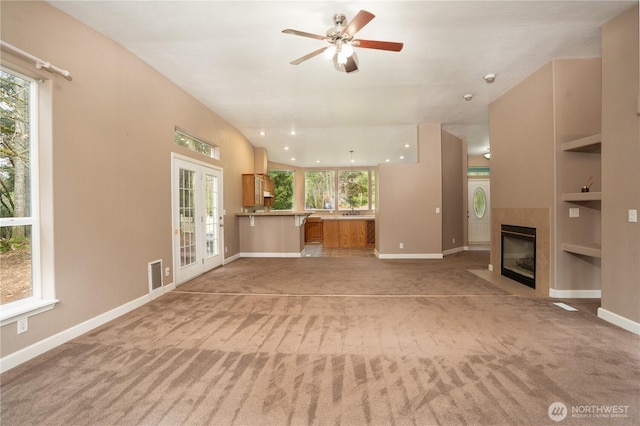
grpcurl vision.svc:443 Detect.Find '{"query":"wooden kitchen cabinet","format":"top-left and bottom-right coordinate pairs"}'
top-left (242, 174), bottom-right (275, 207)
top-left (322, 219), bottom-right (366, 248)
top-left (305, 217), bottom-right (323, 243)
top-left (340, 220), bottom-right (366, 248)
top-left (242, 174), bottom-right (264, 207)
top-left (322, 220), bottom-right (340, 248)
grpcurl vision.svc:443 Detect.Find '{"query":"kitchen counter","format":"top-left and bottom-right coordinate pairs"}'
top-left (237, 212), bottom-right (311, 257)
top-left (237, 211), bottom-right (312, 217)
top-left (319, 214), bottom-right (375, 220)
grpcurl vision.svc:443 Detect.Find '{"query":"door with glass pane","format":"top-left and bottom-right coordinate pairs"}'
top-left (468, 179), bottom-right (490, 244)
top-left (173, 157), bottom-right (223, 285)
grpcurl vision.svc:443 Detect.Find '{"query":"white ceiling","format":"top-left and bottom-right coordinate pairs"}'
top-left (50, 0), bottom-right (635, 167)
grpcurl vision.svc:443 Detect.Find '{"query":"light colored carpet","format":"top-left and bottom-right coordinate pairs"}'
top-left (1, 252), bottom-right (638, 425)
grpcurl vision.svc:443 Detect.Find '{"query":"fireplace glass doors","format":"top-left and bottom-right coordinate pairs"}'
top-left (501, 225), bottom-right (536, 288)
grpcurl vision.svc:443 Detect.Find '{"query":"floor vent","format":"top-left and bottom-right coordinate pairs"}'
top-left (148, 260), bottom-right (163, 295)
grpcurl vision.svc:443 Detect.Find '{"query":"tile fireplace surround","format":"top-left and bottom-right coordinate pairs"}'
top-left (491, 208), bottom-right (551, 297)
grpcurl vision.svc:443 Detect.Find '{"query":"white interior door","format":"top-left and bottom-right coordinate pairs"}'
top-left (172, 156), bottom-right (223, 285)
top-left (468, 179), bottom-right (490, 244)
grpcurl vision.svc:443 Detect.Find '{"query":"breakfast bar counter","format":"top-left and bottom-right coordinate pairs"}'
top-left (237, 212), bottom-right (312, 257)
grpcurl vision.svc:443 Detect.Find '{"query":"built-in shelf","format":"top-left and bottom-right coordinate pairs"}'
top-left (562, 191), bottom-right (602, 202)
top-left (562, 242), bottom-right (602, 258)
top-left (562, 133), bottom-right (601, 153)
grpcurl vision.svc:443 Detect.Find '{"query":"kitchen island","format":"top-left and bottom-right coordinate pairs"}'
top-left (237, 211), bottom-right (312, 257)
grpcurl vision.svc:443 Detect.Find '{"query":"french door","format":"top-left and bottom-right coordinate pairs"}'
top-left (172, 156), bottom-right (223, 285)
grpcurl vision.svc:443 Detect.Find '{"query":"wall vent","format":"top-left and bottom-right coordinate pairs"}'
top-left (148, 260), bottom-right (163, 295)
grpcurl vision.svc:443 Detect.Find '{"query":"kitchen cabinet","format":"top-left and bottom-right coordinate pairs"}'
top-left (304, 217), bottom-right (323, 243)
top-left (242, 174), bottom-right (275, 207)
top-left (322, 219), bottom-right (367, 248)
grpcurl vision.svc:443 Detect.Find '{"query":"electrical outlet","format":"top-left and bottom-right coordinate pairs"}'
top-left (452, 238), bottom-right (455, 244)
top-left (435, 207), bottom-right (440, 214)
top-left (225, 246), bottom-right (228, 253)
top-left (399, 243), bottom-right (404, 249)
top-left (17, 318), bottom-right (28, 334)
top-left (630, 209), bottom-right (638, 223)
top-left (569, 208), bottom-right (580, 218)
top-left (165, 267), bottom-right (170, 277)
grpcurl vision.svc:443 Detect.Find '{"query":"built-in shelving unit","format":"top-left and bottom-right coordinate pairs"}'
top-left (561, 133), bottom-right (601, 153)
top-left (562, 192), bottom-right (602, 202)
top-left (560, 133), bottom-right (602, 260)
top-left (562, 242), bottom-right (602, 258)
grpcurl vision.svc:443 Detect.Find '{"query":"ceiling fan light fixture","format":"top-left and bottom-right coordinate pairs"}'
top-left (341, 42), bottom-right (354, 57)
top-left (324, 45), bottom-right (337, 59)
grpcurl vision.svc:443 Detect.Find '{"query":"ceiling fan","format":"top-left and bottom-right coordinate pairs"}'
top-left (282, 10), bottom-right (404, 73)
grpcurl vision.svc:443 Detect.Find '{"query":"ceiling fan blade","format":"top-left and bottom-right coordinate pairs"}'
top-left (290, 47), bottom-right (329, 65)
top-left (353, 39), bottom-right (404, 52)
top-left (344, 55), bottom-right (359, 73)
top-left (341, 10), bottom-right (375, 38)
top-left (282, 29), bottom-right (327, 41)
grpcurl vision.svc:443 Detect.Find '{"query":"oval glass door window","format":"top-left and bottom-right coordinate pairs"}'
top-left (473, 188), bottom-right (487, 219)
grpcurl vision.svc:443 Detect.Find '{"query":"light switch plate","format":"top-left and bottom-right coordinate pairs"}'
top-left (569, 208), bottom-right (579, 218)
top-left (629, 209), bottom-right (638, 223)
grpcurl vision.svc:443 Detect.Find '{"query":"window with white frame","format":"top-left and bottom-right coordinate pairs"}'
top-left (305, 170), bottom-right (335, 210)
top-left (0, 68), bottom-right (40, 309)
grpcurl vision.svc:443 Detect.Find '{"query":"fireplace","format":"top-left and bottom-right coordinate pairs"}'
top-left (501, 225), bottom-right (536, 288)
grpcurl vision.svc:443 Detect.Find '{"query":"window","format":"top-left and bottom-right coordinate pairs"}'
top-left (269, 169), bottom-right (294, 210)
top-left (1, 69), bottom-right (40, 310)
top-left (338, 170), bottom-right (369, 210)
top-left (305, 170), bottom-right (335, 210)
top-left (174, 129), bottom-right (220, 160)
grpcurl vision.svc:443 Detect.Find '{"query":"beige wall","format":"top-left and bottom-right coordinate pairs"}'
top-left (489, 62), bottom-right (556, 211)
top-left (601, 5), bottom-right (640, 324)
top-left (238, 216), bottom-right (305, 254)
top-left (377, 124), bottom-right (444, 256)
top-left (441, 130), bottom-right (465, 251)
top-left (1, 2), bottom-right (254, 357)
top-left (489, 58), bottom-right (602, 293)
top-left (489, 62), bottom-right (556, 281)
top-left (553, 59), bottom-right (602, 292)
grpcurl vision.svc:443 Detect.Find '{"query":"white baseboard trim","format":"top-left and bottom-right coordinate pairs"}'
top-left (240, 252), bottom-right (304, 258)
top-left (549, 289), bottom-right (602, 299)
top-left (443, 247), bottom-right (465, 256)
top-left (223, 253), bottom-right (241, 264)
top-left (377, 253), bottom-right (443, 259)
top-left (597, 307), bottom-right (640, 335)
top-left (466, 244), bottom-right (490, 251)
top-left (0, 293), bottom-right (151, 374)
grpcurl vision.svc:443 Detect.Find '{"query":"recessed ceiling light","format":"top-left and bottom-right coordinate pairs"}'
top-left (385, 159), bottom-right (390, 162)
top-left (316, 160), bottom-right (320, 163)
top-left (290, 130), bottom-right (296, 136)
top-left (291, 157), bottom-right (295, 161)
top-left (259, 131), bottom-right (266, 136)
top-left (284, 146), bottom-right (289, 150)
top-left (404, 144), bottom-right (410, 148)
top-left (400, 155), bottom-right (405, 160)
